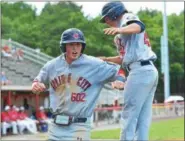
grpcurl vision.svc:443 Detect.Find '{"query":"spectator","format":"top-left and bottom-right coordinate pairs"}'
top-left (36, 106), bottom-right (50, 132)
top-left (17, 106), bottom-right (38, 134)
top-left (1, 71), bottom-right (12, 85)
top-left (1, 45), bottom-right (13, 59)
top-left (1, 105), bottom-right (18, 135)
top-left (17, 49), bottom-right (24, 61)
top-left (36, 106), bottom-right (50, 124)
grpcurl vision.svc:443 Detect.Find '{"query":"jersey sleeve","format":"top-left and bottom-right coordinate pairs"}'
top-left (33, 62), bottom-right (50, 85)
top-left (121, 13), bottom-right (145, 28)
top-left (97, 61), bottom-right (120, 83)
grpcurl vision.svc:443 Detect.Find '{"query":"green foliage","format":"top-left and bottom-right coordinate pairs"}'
top-left (1, 2), bottom-right (184, 100)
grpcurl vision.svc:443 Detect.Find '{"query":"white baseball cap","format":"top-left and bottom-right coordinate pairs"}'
top-left (39, 106), bottom-right (44, 110)
top-left (20, 106), bottom-right (25, 111)
top-left (5, 105), bottom-right (10, 111)
top-left (12, 105), bottom-right (17, 109)
top-left (16, 107), bottom-right (20, 111)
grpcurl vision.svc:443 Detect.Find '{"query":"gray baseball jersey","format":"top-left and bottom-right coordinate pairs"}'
top-left (114, 13), bottom-right (157, 67)
top-left (34, 54), bottom-right (119, 118)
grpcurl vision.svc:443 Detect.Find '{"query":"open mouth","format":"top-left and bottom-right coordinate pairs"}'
top-left (72, 51), bottom-right (78, 56)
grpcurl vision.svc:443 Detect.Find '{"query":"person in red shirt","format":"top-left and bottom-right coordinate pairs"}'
top-left (36, 106), bottom-right (50, 132)
top-left (36, 106), bottom-right (50, 124)
top-left (1, 105), bottom-right (18, 135)
top-left (8, 105), bottom-right (19, 122)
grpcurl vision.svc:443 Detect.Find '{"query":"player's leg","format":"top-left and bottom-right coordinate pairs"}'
top-left (48, 120), bottom-right (91, 140)
top-left (17, 120), bottom-right (25, 134)
top-left (2, 122), bottom-right (10, 135)
top-left (119, 69), bottom-right (158, 141)
top-left (48, 121), bottom-right (70, 140)
top-left (26, 119), bottom-right (37, 133)
top-left (10, 121), bottom-right (18, 134)
top-left (134, 80), bottom-right (158, 140)
top-left (71, 123), bottom-right (91, 141)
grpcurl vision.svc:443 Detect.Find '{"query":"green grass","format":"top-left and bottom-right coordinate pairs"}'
top-left (91, 118), bottom-right (184, 140)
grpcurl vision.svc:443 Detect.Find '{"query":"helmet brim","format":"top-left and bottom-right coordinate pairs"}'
top-left (62, 40), bottom-right (86, 44)
top-left (100, 15), bottom-right (106, 23)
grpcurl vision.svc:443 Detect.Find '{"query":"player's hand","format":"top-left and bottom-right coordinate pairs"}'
top-left (32, 81), bottom-right (46, 94)
top-left (111, 80), bottom-right (125, 90)
top-left (103, 27), bottom-right (120, 35)
top-left (98, 56), bottom-right (107, 61)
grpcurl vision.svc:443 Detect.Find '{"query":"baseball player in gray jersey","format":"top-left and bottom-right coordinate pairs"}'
top-left (31, 28), bottom-right (120, 140)
top-left (100, 2), bottom-right (159, 141)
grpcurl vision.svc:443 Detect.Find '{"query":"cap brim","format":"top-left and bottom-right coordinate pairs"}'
top-left (63, 40), bottom-right (85, 44)
top-left (100, 15), bottom-right (106, 23)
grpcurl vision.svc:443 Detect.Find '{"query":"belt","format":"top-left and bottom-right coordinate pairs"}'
top-left (126, 60), bottom-right (152, 72)
top-left (52, 114), bottom-right (87, 125)
top-left (73, 117), bottom-right (87, 123)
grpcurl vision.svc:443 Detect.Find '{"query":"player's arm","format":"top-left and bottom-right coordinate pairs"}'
top-left (32, 63), bottom-right (50, 94)
top-left (99, 56), bottom-right (122, 65)
top-left (104, 14), bottom-right (145, 35)
top-left (104, 23), bottom-right (142, 35)
top-left (96, 60), bottom-right (120, 83)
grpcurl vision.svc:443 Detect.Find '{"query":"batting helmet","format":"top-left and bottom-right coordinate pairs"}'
top-left (60, 28), bottom-right (86, 53)
top-left (100, 1), bottom-right (127, 23)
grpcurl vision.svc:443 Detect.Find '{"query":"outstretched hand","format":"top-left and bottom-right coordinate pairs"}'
top-left (98, 56), bottom-right (107, 61)
top-left (103, 27), bottom-right (120, 35)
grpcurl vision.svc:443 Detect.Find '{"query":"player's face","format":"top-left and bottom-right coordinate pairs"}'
top-left (65, 42), bottom-right (82, 63)
top-left (104, 17), bottom-right (118, 27)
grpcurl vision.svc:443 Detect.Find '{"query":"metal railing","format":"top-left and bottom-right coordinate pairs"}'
top-left (93, 102), bottom-right (184, 127)
top-left (1, 39), bottom-right (54, 66)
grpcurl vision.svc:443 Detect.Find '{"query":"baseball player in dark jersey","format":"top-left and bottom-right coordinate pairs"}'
top-left (100, 2), bottom-right (159, 141)
top-left (31, 28), bottom-right (122, 140)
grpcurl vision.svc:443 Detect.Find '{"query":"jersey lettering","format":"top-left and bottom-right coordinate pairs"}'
top-left (114, 36), bottom-right (125, 57)
top-left (77, 77), bottom-right (91, 91)
top-left (71, 92), bottom-right (86, 102)
top-left (51, 74), bottom-right (91, 91)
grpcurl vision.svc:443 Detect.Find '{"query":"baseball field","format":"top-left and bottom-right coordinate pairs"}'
top-left (91, 118), bottom-right (184, 140)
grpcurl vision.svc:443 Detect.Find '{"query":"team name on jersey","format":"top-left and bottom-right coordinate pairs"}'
top-left (50, 74), bottom-right (91, 91)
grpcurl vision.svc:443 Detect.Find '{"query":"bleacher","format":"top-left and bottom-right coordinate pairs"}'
top-left (1, 39), bottom-right (54, 86)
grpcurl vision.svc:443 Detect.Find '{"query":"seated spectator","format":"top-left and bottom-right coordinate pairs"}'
top-left (36, 106), bottom-right (50, 124)
top-left (17, 49), bottom-right (24, 61)
top-left (36, 106), bottom-right (50, 132)
top-left (17, 106), bottom-right (38, 134)
top-left (1, 105), bottom-right (18, 135)
top-left (1, 71), bottom-right (12, 85)
top-left (1, 45), bottom-right (13, 58)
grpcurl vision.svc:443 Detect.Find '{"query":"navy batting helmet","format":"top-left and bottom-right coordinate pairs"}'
top-left (100, 1), bottom-right (127, 23)
top-left (60, 28), bottom-right (86, 53)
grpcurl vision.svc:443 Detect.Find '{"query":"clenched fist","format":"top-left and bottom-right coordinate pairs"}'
top-left (32, 81), bottom-right (46, 94)
top-left (111, 80), bottom-right (125, 90)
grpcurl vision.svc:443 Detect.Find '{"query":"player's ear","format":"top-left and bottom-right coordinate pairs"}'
top-left (104, 16), bottom-right (110, 23)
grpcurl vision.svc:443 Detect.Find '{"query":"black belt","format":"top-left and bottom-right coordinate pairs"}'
top-left (127, 60), bottom-right (152, 71)
top-left (52, 114), bottom-right (87, 125)
top-left (73, 117), bottom-right (87, 123)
